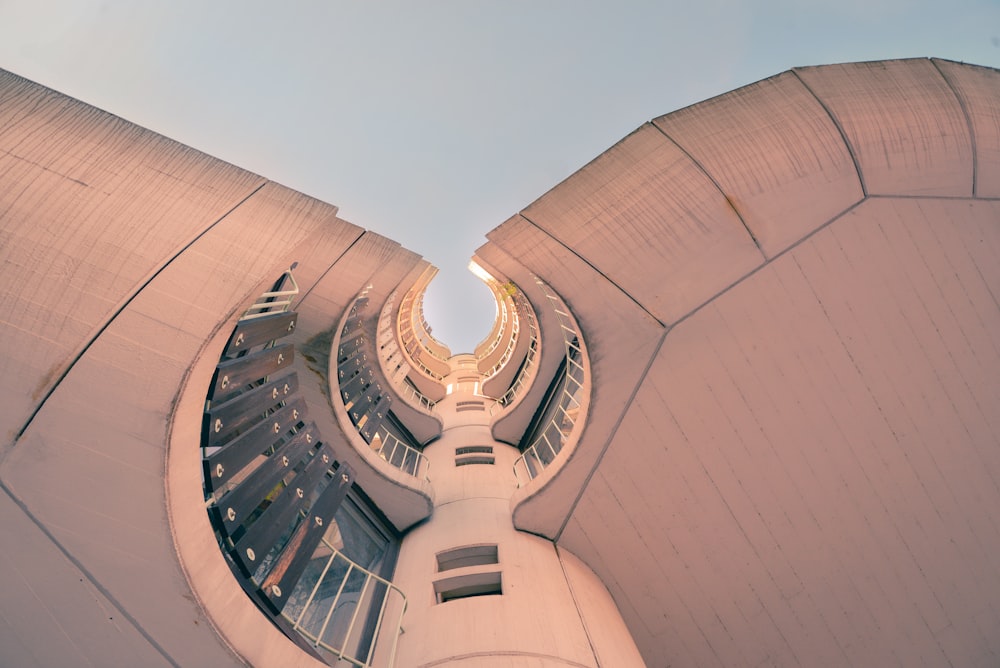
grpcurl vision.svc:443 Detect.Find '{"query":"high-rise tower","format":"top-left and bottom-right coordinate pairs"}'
top-left (1, 58), bottom-right (999, 667)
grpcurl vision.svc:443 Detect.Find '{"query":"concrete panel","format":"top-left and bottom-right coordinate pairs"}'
top-left (0, 490), bottom-right (173, 667)
top-left (473, 243), bottom-right (572, 448)
top-left (0, 69), bottom-right (264, 445)
top-left (795, 59), bottom-right (973, 197)
top-left (521, 123), bottom-right (764, 325)
top-left (558, 197), bottom-right (1000, 666)
top-left (556, 546), bottom-right (645, 667)
top-left (654, 71), bottom-right (863, 258)
top-left (933, 59), bottom-right (1000, 197)
top-left (1, 182), bottom-right (347, 666)
top-left (485, 216), bottom-right (665, 540)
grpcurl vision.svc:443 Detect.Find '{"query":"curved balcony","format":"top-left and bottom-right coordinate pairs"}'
top-left (396, 268), bottom-right (451, 381)
top-left (477, 282), bottom-right (519, 380)
top-left (335, 294), bottom-right (431, 482)
top-left (199, 272), bottom-right (408, 666)
top-left (281, 537), bottom-right (407, 667)
top-left (512, 280), bottom-right (589, 487)
top-left (376, 290), bottom-right (439, 414)
top-left (489, 289), bottom-right (539, 413)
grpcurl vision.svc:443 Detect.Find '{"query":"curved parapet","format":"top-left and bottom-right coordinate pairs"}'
top-left (6, 56), bottom-right (1000, 668)
top-left (485, 287), bottom-right (539, 411)
top-left (395, 266), bottom-right (451, 385)
top-left (330, 291), bottom-right (434, 482)
top-left (0, 68), bottom-right (434, 666)
top-left (480, 58), bottom-right (1000, 667)
top-left (510, 279), bottom-right (589, 488)
top-left (376, 290), bottom-right (434, 412)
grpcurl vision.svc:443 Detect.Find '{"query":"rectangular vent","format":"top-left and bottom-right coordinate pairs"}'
top-left (436, 544), bottom-right (499, 571)
top-left (455, 446), bottom-right (493, 455)
top-left (434, 571), bottom-right (502, 603)
top-left (455, 401), bottom-right (485, 412)
top-left (455, 456), bottom-right (495, 466)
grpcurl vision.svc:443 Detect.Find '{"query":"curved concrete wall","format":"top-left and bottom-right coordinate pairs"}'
top-left (483, 58), bottom-right (1000, 666)
top-left (0, 69), bottom-right (429, 666)
top-left (4, 56), bottom-right (1000, 668)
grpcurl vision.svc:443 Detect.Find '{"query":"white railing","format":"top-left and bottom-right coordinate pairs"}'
top-left (412, 290), bottom-right (451, 362)
top-left (241, 268), bottom-right (300, 320)
top-left (491, 291), bottom-right (539, 414)
top-left (512, 281), bottom-right (587, 487)
top-left (481, 292), bottom-right (520, 380)
top-left (338, 290), bottom-right (430, 483)
top-left (282, 538), bottom-right (407, 667)
top-left (398, 379), bottom-right (436, 412)
top-left (377, 292), bottom-right (437, 412)
top-left (370, 426), bottom-right (430, 481)
top-left (476, 283), bottom-right (510, 366)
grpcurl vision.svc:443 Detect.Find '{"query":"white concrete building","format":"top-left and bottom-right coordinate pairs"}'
top-left (1, 57), bottom-right (999, 667)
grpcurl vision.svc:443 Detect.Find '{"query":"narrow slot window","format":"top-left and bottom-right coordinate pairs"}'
top-left (434, 572), bottom-right (502, 603)
top-left (455, 446), bottom-right (493, 455)
top-left (436, 545), bottom-right (499, 571)
top-left (455, 456), bottom-right (495, 466)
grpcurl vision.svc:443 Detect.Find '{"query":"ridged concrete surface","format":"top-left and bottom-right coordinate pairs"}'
top-left (488, 58), bottom-right (1000, 666)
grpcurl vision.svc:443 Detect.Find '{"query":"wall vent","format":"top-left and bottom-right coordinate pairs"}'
top-left (456, 446), bottom-right (493, 456)
top-left (455, 400), bottom-right (484, 412)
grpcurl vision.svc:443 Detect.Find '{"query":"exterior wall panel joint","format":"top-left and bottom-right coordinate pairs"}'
top-left (518, 213), bottom-right (666, 329)
top-left (931, 58), bottom-right (979, 197)
top-left (13, 178), bottom-right (270, 443)
top-left (790, 68), bottom-right (869, 198)
top-left (649, 121), bottom-right (766, 259)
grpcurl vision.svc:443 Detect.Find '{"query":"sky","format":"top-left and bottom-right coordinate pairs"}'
top-left (1, 1), bottom-right (998, 352)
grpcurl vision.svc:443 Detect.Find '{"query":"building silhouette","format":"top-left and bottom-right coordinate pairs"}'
top-left (1, 57), bottom-right (999, 666)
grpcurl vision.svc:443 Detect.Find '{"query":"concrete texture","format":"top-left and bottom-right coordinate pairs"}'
top-left (2, 56), bottom-right (999, 667)
top-left (482, 58), bottom-right (1000, 666)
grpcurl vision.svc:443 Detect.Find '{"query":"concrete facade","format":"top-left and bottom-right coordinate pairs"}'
top-left (1, 57), bottom-right (999, 667)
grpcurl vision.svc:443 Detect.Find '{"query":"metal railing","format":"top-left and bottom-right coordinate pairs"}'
top-left (398, 378), bottom-right (436, 412)
top-left (476, 282), bottom-right (510, 368)
top-left (338, 291), bottom-right (430, 483)
top-left (282, 537), bottom-right (407, 667)
top-left (491, 291), bottom-right (539, 413)
top-left (241, 268), bottom-right (300, 320)
top-left (369, 425), bottom-right (430, 481)
top-left (377, 292), bottom-right (437, 412)
top-left (513, 281), bottom-right (587, 487)
top-left (411, 289), bottom-right (451, 362)
top-left (481, 291), bottom-right (520, 380)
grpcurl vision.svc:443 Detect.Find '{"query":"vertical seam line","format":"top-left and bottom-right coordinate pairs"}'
top-left (554, 326), bottom-right (670, 542)
top-left (649, 121), bottom-right (766, 259)
top-left (931, 58), bottom-right (978, 198)
top-left (791, 68), bottom-right (869, 197)
top-left (554, 544), bottom-right (603, 667)
top-left (519, 213), bottom-right (666, 328)
top-left (14, 179), bottom-right (269, 442)
top-left (0, 479), bottom-right (182, 667)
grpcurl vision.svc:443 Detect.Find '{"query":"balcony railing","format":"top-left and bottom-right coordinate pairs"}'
top-left (481, 290), bottom-right (520, 380)
top-left (377, 291), bottom-right (437, 413)
top-left (369, 425), bottom-right (430, 481)
top-left (281, 537), bottom-right (407, 667)
top-left (241, 268), bottom-right (299, 320)
top-left (491, 290), bottom-right (539, 413)
top-left (513, 281), bottom-right (587, 487)
top-left (338, 294), bottom-right (430, 482)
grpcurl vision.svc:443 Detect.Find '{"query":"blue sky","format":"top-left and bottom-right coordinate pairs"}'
top-left (2, 1), bottom-right (998, 352)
